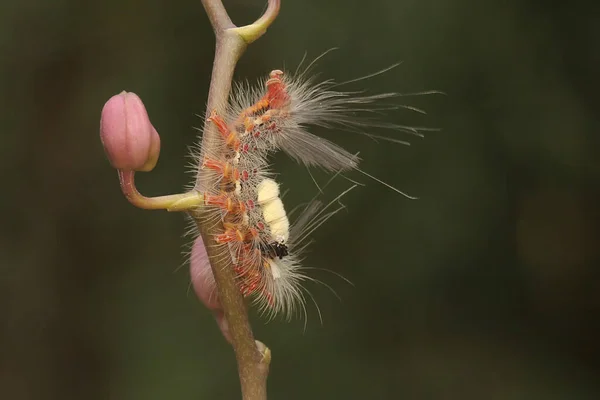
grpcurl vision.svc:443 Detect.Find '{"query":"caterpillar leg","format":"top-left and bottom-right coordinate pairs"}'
top-left (202, 158), bottom-right (240, 181)
top-left (207, 110), bottom-right (229, 138)
top-left (207, 110), bottom-right (240, 150)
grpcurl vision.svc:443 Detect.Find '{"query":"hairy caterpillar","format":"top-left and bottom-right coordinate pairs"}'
top-left (191, 54), bottom-right (432, 320)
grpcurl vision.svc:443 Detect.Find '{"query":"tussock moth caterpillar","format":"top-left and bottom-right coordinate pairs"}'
top-left (191, 52), bottom-right (435, 320)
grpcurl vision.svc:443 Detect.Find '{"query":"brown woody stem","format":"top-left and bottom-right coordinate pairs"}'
top-left (193, 1), bottom-right (281, 399)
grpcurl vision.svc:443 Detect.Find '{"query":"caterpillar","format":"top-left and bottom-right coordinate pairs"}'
top-left (191, 55), bottom-right (432, 320)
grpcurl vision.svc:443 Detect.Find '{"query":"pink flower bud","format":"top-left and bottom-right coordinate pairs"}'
top-left (190, 236), bottom-right (221, 311)
top-left (190, 236), bottom-right (232, 343)
top-left (100, 91), bottom-right (160, 172)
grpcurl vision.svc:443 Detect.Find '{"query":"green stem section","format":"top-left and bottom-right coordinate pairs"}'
top-left (231, 0), bottom-right (281, 44)
top-left (118, 170), bottom-right (203, 211)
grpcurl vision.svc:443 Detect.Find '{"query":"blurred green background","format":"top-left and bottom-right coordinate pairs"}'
top-left (1, 0), bottom-right (599, 399)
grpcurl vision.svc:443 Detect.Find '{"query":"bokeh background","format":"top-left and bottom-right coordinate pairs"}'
top-left (2, 0), bottom-right (599, 398)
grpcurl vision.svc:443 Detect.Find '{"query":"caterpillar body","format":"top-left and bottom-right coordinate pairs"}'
top-left (193, 61), bottom-right (428, 319)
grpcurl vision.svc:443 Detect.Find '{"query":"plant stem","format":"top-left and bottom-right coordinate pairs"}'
top-left (192, 1), bottom-right (280, 399)
top-left (117, 170), bottom-right (203, 211)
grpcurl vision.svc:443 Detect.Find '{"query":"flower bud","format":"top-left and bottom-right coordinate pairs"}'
top-left (100, 91), bottom-right (160, 172)
top-left (190, 236), bottom-right (221, 312)
top-left (190, 236), bottom-right (232, 343)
